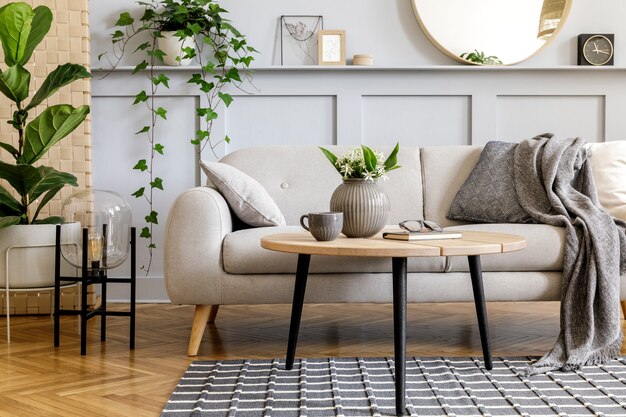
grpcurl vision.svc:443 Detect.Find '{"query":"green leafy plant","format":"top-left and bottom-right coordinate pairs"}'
top-left (319, 143), bottom-right (401, 180)
top-left (0, 2), bottom-right (90, 228)
top-left (460, 50), bottom-right (503, 65)
top-left (100, 0), bottom-right (256, 270)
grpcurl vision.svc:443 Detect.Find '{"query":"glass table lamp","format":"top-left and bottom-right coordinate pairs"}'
top-left (54, 189), bottom-right (136, 355)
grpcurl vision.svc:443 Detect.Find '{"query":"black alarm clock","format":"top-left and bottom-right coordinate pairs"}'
top-left (578, 34), bottom-right (614, 66)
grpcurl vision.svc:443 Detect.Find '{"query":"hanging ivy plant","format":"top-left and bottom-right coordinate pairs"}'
top-left (100, 0), bottom-right (256, 271)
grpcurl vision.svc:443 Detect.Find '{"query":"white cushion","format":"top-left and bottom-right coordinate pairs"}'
top-left (587, 142), bottom-right (626, 221)
top-left (200, 161), bottom-right (286, 227)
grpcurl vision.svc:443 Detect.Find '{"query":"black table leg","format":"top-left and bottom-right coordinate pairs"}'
top-left (468, 255), bottom-right (492, 370)
top-left (285, 254), bottom-right (311, 370)
top-left (392, 257), bottom-right (407, 416)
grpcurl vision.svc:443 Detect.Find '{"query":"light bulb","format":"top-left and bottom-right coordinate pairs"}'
top-left (88, 231), bottom-right (104, 269)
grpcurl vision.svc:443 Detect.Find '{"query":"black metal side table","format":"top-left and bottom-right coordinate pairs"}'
top-left (53, 225), bottom-right (137, 355)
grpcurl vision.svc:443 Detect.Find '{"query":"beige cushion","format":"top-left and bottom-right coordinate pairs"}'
top-left (445, 223), bottom-right (564, 272)
top-left (200, 161), bottom-right (286, 227)
top-left (587, 141), bottom-right (626, 221)
top-left (222, 226), bottom-right (445, 274)
top-left (420, 146), bottom-right (483, 227)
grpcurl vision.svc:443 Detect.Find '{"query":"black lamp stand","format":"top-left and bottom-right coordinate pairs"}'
top-left (53, 225), bottom-right (136, 355)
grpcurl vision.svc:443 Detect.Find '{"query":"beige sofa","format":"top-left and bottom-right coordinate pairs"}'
top-left (164, 145), bottom-right (626, 356)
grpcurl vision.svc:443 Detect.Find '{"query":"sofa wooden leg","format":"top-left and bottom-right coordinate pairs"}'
top-left (208, 305), bottom-right (220, 324)
top-left (621, 301), bottom-right (626, 320)
top-left (188, 305), bottom-right (211, 356)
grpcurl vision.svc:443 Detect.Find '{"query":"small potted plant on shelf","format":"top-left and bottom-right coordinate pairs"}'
top-left (0, 2), bottom-right (90, 288)
top-left (101, 0), bottom-right (256, 269)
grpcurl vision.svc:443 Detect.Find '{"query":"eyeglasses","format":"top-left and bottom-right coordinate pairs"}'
top-left (399, 219), bottom-right (443, 233)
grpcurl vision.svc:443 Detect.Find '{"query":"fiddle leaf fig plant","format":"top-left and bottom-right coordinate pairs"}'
top-left (101, 0), bottom-right (256, 270)
top-left (0, 2), bottom-right (91, 228)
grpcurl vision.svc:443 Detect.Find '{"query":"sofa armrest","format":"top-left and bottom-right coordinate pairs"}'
top-left (164, 186), bottom-right (233, 305)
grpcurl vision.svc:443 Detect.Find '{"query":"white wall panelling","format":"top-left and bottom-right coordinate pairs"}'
top-left (361, 95), bottom-right (471, 147)
top-left (226, 96), bottom-right (337, 152)
top-left (496, 96), bottom-right (605, 142)
top-left (92, 67), bottom-right (626, 302)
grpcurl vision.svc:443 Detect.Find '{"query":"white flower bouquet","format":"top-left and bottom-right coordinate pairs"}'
top-left (320, 143), bottom-right (401, 180)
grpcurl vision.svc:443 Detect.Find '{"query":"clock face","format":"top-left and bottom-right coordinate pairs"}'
top-left (583, 35), bottom-right (614, 66)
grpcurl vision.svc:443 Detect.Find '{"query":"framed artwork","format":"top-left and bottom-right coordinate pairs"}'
top-left (318, 30), bottom-right (346, 65)
top-left (280, 15), bottom-right (324, 65)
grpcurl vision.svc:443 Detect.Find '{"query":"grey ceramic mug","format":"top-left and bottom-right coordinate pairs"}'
top-left (300, 212), bottom-right (343, 241)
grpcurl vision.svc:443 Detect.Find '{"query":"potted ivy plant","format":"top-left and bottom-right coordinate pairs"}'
top-left (101, 0), bottom-right (255, 269)
top-left (0, 2), bottom-right (90, 288)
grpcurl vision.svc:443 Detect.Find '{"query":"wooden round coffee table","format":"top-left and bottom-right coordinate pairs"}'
top-left (261, 230), bottom-right (526, 416)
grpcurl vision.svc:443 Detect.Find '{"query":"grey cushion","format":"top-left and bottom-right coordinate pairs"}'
top-left (200, 161), bottom-right (286, 227)
top-left (447, 141), bottom-right (531, 223)
top-left (223, 226), bottom-right (445, 274)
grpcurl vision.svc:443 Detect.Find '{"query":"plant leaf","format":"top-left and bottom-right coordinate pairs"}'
top-left (133, 159), bottom-right (148, 171)
top-left (218, 92), bottom-right (233, 107)
top-left (115, 12), bottom-right (134, 26)
top-left (0, 3), bottom-right (34, 66)
top-left (132, 187), bottom-right (145, 198)
top-left (0, 64), bottom-right (30, 104)
top-left (150, 177), bottom-right (163, 190)
top-left (0, 183), bottom-right (23, 216)
top-left (133, 90), bottom-right (149, 104)
top-left (0, 161), bottom-right (77, 210)
top-left (140, 226), bottom-right (151, 238)
top-left (154, 143), bottom-right (164, 154)
top-left (132, 60), bottom-right (148, 74)
top-left (319, 147), bottom-right (338, 167)
top-left (144, 210), bottom-right (158, 224)
top-left (361, 145), bottom-right (377, 172)
top-left (33, 215), bottom-right (63, 224)
top-left (0, 142), bottom-right (19, 160)
top-left (21, 6), bottom-right (52, 65)
top-left (20, 104), bottom-right (90, 164)
top-left (155, 107), bottom-right (167, 119)
top-left (0, 216), bottom-right (21, 229)
top-left (26, 63), bottom-right (91, 111)
top-left (135, 125), bottom-right (150, 134)
top-left (383, 142), bottom-right (400, 171)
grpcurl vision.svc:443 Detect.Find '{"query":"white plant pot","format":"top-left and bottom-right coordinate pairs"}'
top-left (158, 31), bottom-right (194, 66)
top-left (0, 224), bottom-right (78, 290)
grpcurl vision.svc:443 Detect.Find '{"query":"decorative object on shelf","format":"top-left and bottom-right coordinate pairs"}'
top-left (55, 190), bottom-right (136, 355)
top-left (578, 34), bottom-right (614, 66)
top-left (318, 30), bottom-right (346, 65)
top-left (460, 50), bottom-right (502, 65)
top-left (537, 0), bottom-right (567, 40)
top-left (412, 0), bottom-right (572, 65)
top-left (280, 15), bottom-right (323, 65)
top-left (0, 2), bottom-right (90, 341)
top-left (352, 54), bottom-right (374, 66)
top-left (99, 0), bottom-right (256, 269)
top-left (319, 144), bottom-right (400, 238)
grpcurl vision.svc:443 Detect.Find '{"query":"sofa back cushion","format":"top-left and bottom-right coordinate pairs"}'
top-left (420, 145), bottom-right (483, 227)
top-left (218, 146), bottom-right (424, 225)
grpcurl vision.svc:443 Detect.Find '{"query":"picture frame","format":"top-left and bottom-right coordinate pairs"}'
top-left (318, 30), bottom-right (346, 65)
top-left (280, 15), bottom-right (324, 65)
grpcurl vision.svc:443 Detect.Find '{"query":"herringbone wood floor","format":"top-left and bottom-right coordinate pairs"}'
top-left (0, 302), bottom-right (622, 416)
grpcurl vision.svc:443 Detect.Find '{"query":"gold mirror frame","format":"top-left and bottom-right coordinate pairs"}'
top-left (411, 0), bottom-right (573, 66)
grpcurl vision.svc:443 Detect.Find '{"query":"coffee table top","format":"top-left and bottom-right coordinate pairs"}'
top-left (261, 230), bottom-right (526, 258)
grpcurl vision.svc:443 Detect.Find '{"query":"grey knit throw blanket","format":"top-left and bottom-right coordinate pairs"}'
top-left (514, 134), bottom-right (626, 375)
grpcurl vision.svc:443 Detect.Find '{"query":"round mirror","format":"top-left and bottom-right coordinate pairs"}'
top-left (412, 0), bottom-right (572, 65)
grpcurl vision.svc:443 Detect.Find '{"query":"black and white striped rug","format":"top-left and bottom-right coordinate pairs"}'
top-left (161, 357), bottom-right (626, 416)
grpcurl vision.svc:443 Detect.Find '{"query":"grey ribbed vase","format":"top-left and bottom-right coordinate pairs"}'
top-left (330, 179), bottom-right (390, 238)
